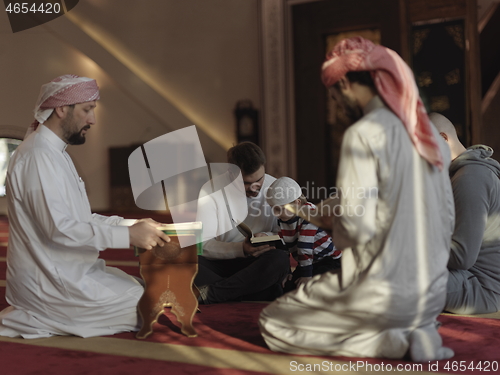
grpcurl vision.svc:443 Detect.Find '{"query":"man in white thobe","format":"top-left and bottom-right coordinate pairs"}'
top-left (259, 37), bottom-right (455, 361)
top-left (0, 75), bottom-right (170, 338)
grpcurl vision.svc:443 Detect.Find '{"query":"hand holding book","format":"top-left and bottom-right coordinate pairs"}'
top-left (233, 220), bottom-right (285, 247)
top-left (129, 218), bottom-right (171, 251)
top-left (242, 236), bottom-right (275, 257)
top-left (233, 219), bottom-right (285, 257)
top-left (134, 221), bottom-right (203, 256)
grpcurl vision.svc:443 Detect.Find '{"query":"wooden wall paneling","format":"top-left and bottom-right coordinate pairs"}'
top-left (411, 19), bottom-right (468, 143)
top-left (466, 0), bottom-right (482, 145)
top-left (260, 0), bottom-right (291, 179)
top-left (408, 0), bottom-right (467, 23)
top-left (292, 0), bottom-right (405, 192)
top-left (399, 0), bottom-right (411, 63)
top-left (292, 2), bottom-right (329, 192)
top-left (407, 0), bottom-right (481, 146)
top-left (109, 145), bottom-right (142, 212)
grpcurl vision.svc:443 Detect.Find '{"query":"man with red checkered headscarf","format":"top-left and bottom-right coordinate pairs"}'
top-left (260, 38), bottom-right (455, 361)
top-left (0, 75), bottom-right (170, 339)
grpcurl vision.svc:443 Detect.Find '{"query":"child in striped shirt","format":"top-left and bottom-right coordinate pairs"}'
top-left (266, 177), bottom-right (341, 292)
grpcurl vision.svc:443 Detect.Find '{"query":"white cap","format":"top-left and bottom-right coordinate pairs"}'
top-left (266, 177), bottom-right (302, 206)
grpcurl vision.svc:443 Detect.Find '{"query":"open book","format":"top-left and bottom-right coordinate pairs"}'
top-left (233, 220), bottom-right (285, 247)
top-left (284, 196), bottom-right (339, 230)
top-left (156, 222), bottom-right (203, 233)
top-left (135, 221), bottom-right (203, 256)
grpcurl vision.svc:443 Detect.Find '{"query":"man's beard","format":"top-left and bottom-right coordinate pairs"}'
top-left (66, 126), bottom-right (89, 145)
top-left (340, 94), bottom-right (363, 124)
top-left (61, 112), bottom-right (89, 145)
top-left (246, 189), bottom-right (260, 198)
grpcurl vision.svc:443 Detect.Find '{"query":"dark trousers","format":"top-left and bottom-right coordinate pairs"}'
top-left (283, 256), bottom-right (341, 293)
top-left (195, 249), bottom-right (290, 303)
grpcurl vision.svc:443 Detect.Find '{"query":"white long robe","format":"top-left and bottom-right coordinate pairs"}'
top-left (259, 97), bottom-right (455, 360)
top-left (0, 125), bottom-right (143, 338)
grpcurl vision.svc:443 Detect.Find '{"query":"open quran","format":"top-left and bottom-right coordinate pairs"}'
top-left (234, 220), bottom-right (285, 247)
top-left (134, 221), bottom-right (203, 256)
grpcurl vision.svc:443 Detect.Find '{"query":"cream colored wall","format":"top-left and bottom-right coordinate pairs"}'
top-left (0, 0), bottom-right (261, 214)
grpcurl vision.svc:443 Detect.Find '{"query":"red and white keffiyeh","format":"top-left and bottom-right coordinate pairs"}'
top-left (26, 74), bottom-right (100, 137)
top-left (321, 37), bottom-right (443, 170)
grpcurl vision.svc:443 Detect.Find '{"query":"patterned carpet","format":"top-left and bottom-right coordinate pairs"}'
top-left (1, 215), bottom-right (500, 375)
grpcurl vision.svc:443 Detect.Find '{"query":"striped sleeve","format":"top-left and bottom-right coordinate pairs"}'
top-left (296, 220), bottom-right (319, 275)
top-left (297, 219), bottom-right (340, 276)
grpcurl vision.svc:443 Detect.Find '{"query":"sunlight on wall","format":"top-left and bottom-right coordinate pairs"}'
top-left (64, 11), bottom-right (233, 151)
